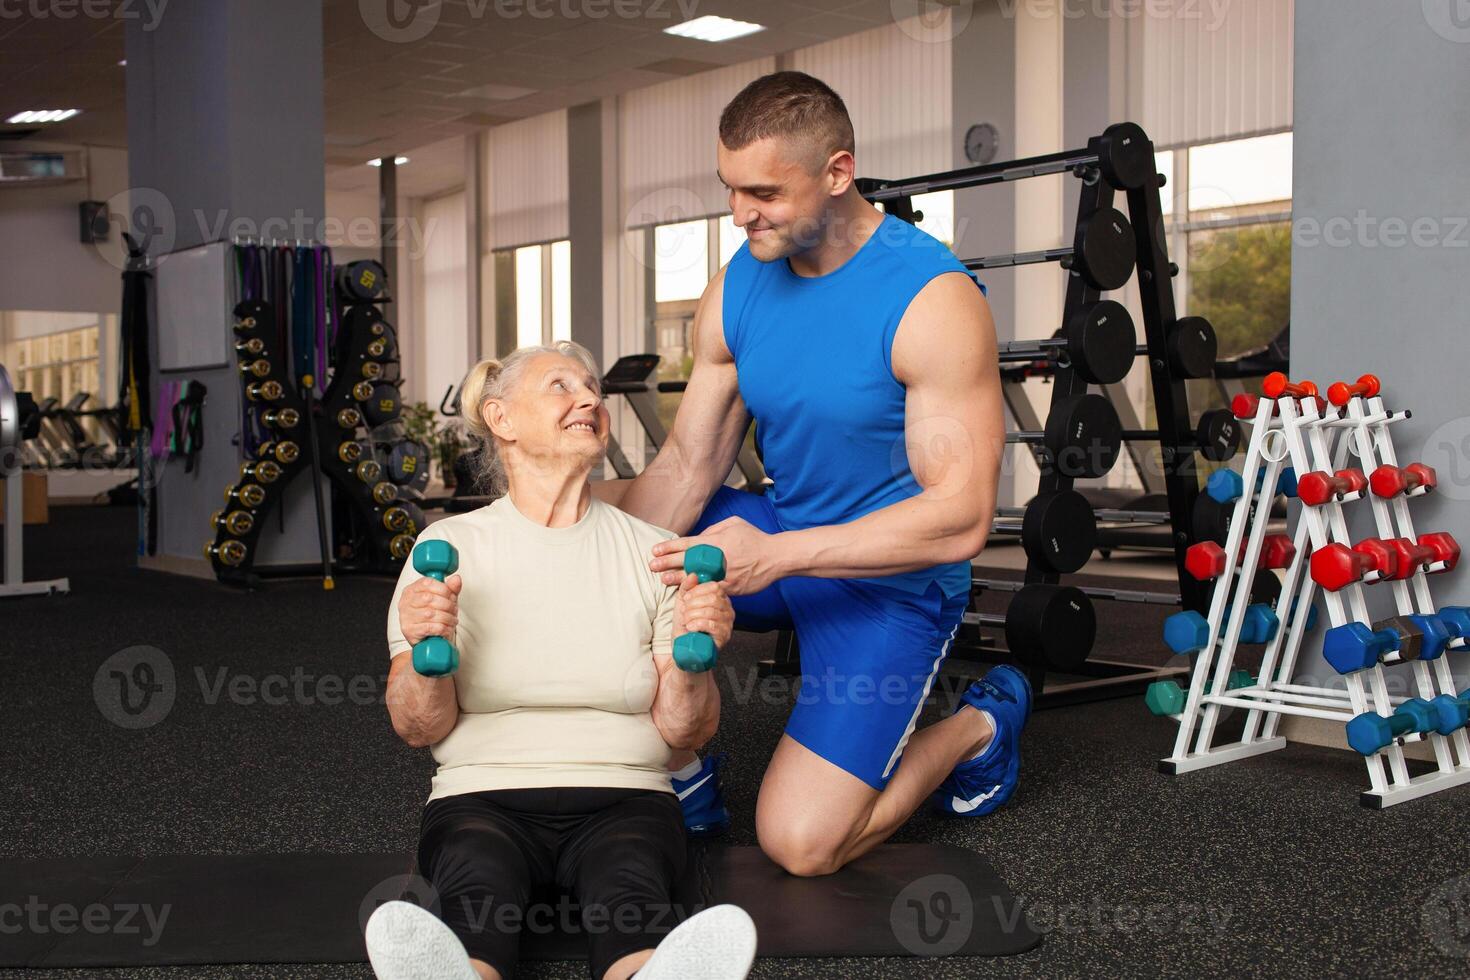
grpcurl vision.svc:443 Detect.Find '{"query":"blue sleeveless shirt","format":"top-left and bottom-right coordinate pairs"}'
top-left (721, 214), bottom-right (982, 599)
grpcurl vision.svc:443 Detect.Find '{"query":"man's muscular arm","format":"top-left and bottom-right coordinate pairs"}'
top-left (739, 272), bottom-right (1001, 580)
top-left (612, 267), bottom-right (752, 534)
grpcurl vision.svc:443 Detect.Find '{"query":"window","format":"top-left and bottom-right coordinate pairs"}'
top-left (494, 240), bottom-right (572, 352)
top-left (1154, 131), bottom-right (1293, 426)
top-left (1158, 131), bottom-right (1293, 359)
top-left (911, 190), bottom-right (955, 246)
top-left (550, 240), bottom-right (571, 342)
top-left (514, 246), bottom-right (543, 348)
top-left (0, 318), bottom-right (106, 443)
top-left (653, 220), bottom-right (708, 303)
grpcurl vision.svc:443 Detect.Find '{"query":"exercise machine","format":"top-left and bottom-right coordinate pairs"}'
top-left (0, 364), bottom-right (70, 598)
top-left (600, 354), bottom-right (767, 490)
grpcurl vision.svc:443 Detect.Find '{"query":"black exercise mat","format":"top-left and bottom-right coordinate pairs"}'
top-left (1, 845), bottom-right (1038, 967)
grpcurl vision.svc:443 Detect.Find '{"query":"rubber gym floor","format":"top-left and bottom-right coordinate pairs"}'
top-left (4, 504), bottom-right (1470, 979)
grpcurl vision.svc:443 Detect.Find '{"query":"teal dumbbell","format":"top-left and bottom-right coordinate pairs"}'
top-left (411, 539), bottom-right (460, 677)
top-left (1226, 669), bottom-right (1255, 690)
top-left (672, 544), bottom-right (726, 673)
top-left (1145, 680), bottom-right (1185, 716)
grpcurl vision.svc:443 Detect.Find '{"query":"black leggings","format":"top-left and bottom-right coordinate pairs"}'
top-left (417, 787), bottom-right (687, 980)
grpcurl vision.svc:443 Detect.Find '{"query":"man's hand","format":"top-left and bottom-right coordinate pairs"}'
top-left (652, 516), bottom-right (783, 595)
top-left (399, 573), bottom-right (462, 648)
top-left (672, 572), bottom-right (734, 651)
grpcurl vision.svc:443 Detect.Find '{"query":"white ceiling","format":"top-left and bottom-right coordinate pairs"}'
top-left (0, 0), bottom-right (917, 199)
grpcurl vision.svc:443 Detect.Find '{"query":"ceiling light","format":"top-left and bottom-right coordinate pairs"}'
top-left (367, 156), bottom-right (410, 167)
top-left (6, 109), bottom-right (82, 124)
top-left (118, 59), bottom-right (127, 66)
top-left (664, 15), bottom-right (764, 43)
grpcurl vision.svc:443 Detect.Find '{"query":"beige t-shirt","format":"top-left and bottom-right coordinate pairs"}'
top-left (386, 494), bottom-right (679, 801)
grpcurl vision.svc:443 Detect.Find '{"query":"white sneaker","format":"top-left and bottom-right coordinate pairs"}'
top-left (364, 900), bottom-right (481, 980)
top-left (635, 904), bottom-right (757, 980)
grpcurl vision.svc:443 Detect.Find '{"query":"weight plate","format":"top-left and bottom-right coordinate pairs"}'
top-left (1021, 489), bottom-right (1099, 574)
top-left (362, 383), bottom-right (402, 426)
top-left (1005, 584), bottom-right (1096, 673)
top-left (1097, 121), bottom-right (1152, 191)
top-left (1068, 300), bottom-right (1135, 386)
top-left (1196, 409), bottom-right (1242, 461)
top-left (1168, 316), bottom-right (1218, 380)
top-left (1075, 207), bottom-right (1136, 291)
top-left (1043, 393), bottom-right (1122, 480)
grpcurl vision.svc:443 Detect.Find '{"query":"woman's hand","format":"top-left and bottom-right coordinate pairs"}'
top-left (399, 573), bottom-right (462, 648)
top-left (673, 572), bottom-right (734, 651)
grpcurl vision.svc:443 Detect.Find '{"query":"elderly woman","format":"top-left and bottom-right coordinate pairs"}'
top-left (365, 341), bottom-right (756, 980)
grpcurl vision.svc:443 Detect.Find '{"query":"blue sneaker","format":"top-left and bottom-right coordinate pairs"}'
top-left (672, 753), bottom-right (730, 837)
top-left (930, 665), bottom-right (1032, 817)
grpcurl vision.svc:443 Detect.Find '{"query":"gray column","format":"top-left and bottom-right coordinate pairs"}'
top-left (126, 0), bottom-right (324, 251)
top-left (1292, 3), bottom-right (1470, 658)
top-left (567, 101), bottom-right (606, 368)
top-left (950, 5), bottom-right (1018, 341)
top-left (125, 0), bottom-right (326, 573)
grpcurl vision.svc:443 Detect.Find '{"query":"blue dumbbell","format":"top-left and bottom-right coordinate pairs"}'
top-left (1429, 688), bottom-right (1470, 735)
top-left (1345, 700), bottom-right (1437, 755)
top-left (1164, 604), bottom-right (1279, 655)
top-left (1406, 614), bottom-right (1453, 661)
top-left (1239, 604), bottom-right (1281, 645)
top-left (1277, 467), bottom-right (1298, 498)
top-left (1206, 469), bottom-right (1245, 504)
top-left (672, 544), bottom-right (726, 673)
top-left (1322, 621), bottom-right (1400, 675)
top-left (1288, 598), bottom-right (1320, 633)
top-left (1438, 607), bottom-right (1470, 647)
top-left (1164, 610), bottom-right (1210, 655)
top-left (1253, 465), bottom-right (1298, 499)
top-left (411, 539), bottom-right (460, 677)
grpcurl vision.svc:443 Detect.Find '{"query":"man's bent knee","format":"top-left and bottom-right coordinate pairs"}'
top-left (757, 824), bottom-right (847, 878)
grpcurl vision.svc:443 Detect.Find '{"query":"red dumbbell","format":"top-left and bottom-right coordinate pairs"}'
top-left (1326, 374), bottom-right (1381, 407)
top-left (1263, 372), bottom-right (1320, 402)
top-left (1231, 393), bottom-right (1276, 421)
top-left (1310, 539), bottom-right (1399, 592)
top-left (1185, 541), bottom-right (1227, 581)
top-left (1260, 534), bottom-right (1297, 570)
top-left (1383, 538), bottom-right (1436, 581)
top-left (1186, 535), bottom-right (1296, 582)
top-left (1418, 531), bottom-right (1461, 573)
top-left (1369, 462), bottom-right (1437, 499)
top-left (1297, 468), bottom-right (1369, 507)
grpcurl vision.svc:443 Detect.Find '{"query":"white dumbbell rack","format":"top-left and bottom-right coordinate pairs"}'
top-left (1158, 380), bottom-right (1470, 807)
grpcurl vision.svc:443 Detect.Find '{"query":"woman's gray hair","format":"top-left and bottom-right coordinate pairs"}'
top-left (457, 340), bottom-right (600, 496)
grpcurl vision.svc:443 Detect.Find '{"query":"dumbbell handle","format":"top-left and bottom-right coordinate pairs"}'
top-left (1374, 711), bottom-right (1418, 746)
top-left (1370, 463), bottom-right (1435, 498)
top-left (1262, 372), bottom-right (1319, 400)
top-left (1389, 539), bottom-right (1436, 580)
top-left (672, 545), bottom-right (726, 673)
top-left (1327, 374), bottom-right (1381, 407)
top-left (1297, 469), bottom-right (1366, 506)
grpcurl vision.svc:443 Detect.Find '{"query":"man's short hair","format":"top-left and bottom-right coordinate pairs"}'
top-left (719, 71), bottom-right (855, 174)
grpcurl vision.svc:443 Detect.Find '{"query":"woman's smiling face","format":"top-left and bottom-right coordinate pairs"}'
top-left (488, 351), bottom-right (609, 469)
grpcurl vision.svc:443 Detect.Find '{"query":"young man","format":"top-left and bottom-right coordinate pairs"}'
top-left (601, 72), bottom-right (1031, 877)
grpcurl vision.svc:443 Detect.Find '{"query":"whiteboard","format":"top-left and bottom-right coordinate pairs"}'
top-left (156, 241), bottom-right (231, 372)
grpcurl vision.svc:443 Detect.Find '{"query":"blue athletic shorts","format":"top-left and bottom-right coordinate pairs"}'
top-left (693, 487), bottom-right (969, 790)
